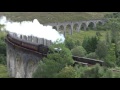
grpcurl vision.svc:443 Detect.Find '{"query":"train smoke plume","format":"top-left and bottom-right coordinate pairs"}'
top-left (0, 16), bottom-right (65, 43)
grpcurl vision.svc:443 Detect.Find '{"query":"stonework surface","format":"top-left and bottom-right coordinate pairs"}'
top-left (45, 19), bottom-right (107, 36)
top-left (6, 19), bottom-right (106, 78)
top-left (6, 42), bottom-right (42, 78)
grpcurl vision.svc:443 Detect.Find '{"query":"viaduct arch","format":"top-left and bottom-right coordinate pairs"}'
top-left (44, 19), bottom-right (107, 36)
top-left (5, 19), bottom-right (107, 78)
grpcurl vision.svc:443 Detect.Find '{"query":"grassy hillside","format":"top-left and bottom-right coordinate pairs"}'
top-left (0, 12), bottom-right (111, 24)
top-left (66, 30), bottom-right (108, 43)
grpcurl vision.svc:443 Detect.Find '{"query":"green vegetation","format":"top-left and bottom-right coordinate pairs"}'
top-left (56, 65), bottom-right (78, 78)
top-left (0, 12), bottom-right (111, 24)
top-left (1, 12), bottom-right (120, 78)
top-left (71, 46), bottom-right (87, 57)
top-left (66, 30), bottom-right (108, 44)
top-left (0, 64), bottom-right (9, 78)
top-left (65, 37), bottom-right (75, 50)
top-left (95, 41), bottom-right (108, 59)
top-left (80, 64), bottom-right (114, 78)
top-left (0, 30), bottom-right (8, 78)
top-left (104, 43), bottom-right (116, 67)
top-left (82, 36), bottom-right (99, 54)
top-left (0, 31), bottom-right (7, 65)
top-left (32, 43), bottom-right (74, 78)
top-left (86, 52), bottom-right (98, 59)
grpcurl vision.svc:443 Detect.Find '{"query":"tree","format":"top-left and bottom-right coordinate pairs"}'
top-left (86, 52), bottom-right (99, 59)
top-left (116, 43), bottom-right (120, 66)
top-left (80, 64), bottom-right (114, 78)
top-left (101, 68), bottom-right (113, 78)
top-left (102, 21), bottom-right (120, 67)
top-left (104, 12), bottom-right (120, 18)
top-left (32, 58), bottom-right (61, 78)
top-left (82, 36), bottom-right (99, 54)
top-left (105, 31), bottom-right (111, 44)
top-left (32, 43), bottom-right (74, 78)
top-left (65, 36), bottom-right (75, 50)
top-left (0, 38), bottom-right (6, 65)
top-left (95, 41), bottom-right (108, 59)
top-left (114, 41), bottom-right (120, 66)
top-left (0, 39), bottom-right (6, 56)
top-left (96, 31), bottom-right (102, 39)
top-left (0, 54), bottom-right (6, 65)
top-left (107, 22), bottom-right (120, 43)
top-left (80, 64), bottom-right (104, 78)
top-left (75, 40), bottom-right (81, 47)
top-left (55, 65), bottom-right (78, 78)
top-left (104, 43), bottom-right (116, 67)
top-left (71, 46), bottom-right (87, 57)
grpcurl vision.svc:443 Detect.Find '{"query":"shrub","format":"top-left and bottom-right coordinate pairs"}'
top-left (95, 41), bottom-right (108, 59)
top-left (0, 39), bottom-right (6, 56)
top-left (80, 64), bottom-right (114, 78)
top-left (71, 46), bottom-right (87, 57)
top-left (101, 69), bottom-right (113, 78)
top-left (105, 31), bottom-right (111, 44)
top-left (32, 59), bottom-right (61, 78)
top-left (75, 40), bottom-right (81, 46)
top-left (104, 43), bottom-right (116, 67)
top-left (81, 64), bottom-right (104, 78)
top-left (0, 38), bottom-right (6, 65)
top-left (86, 52), bottom-right (99, 59)
top-left (32, 43), bottom-right (74, 78)
top-left (0, 54), bottom-right (6, 65)
top-left (82, 36), bottom-right (99, 54)
top-left (55, 65), bottom-right (78, 78)
top-left (65, 37), bottom-right (75, 50)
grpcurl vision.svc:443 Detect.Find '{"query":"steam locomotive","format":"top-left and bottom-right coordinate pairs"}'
top-left (7, 33), bottom-right (49, 54)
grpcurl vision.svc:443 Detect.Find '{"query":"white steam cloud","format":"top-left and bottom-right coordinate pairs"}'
top-left (0, 16), bottom-right (65, 43)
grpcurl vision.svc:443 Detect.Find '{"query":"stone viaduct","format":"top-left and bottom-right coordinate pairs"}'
top-left (5, 19), bottom-right (107, 78)
top-left (44, 19), bottom-right (107, 36)
top-left (5, 32), bottom-right (52, 78)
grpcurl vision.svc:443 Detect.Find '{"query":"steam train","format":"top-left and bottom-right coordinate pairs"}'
top-left (7, 33), bottom-right (49, 54)
top-left (6, 33), bottom-right (104, 66)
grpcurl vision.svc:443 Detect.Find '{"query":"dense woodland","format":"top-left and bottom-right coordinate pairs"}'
top-left (1, 12), bottom-right (120, 78)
